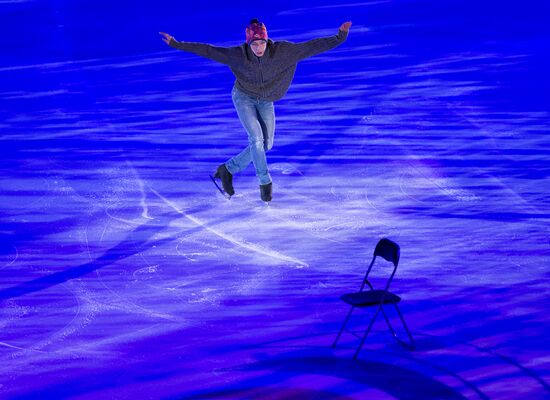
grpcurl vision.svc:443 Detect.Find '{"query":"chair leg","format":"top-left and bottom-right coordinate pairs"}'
top-left (380, 306), bottom-right (398, 339)
top-left (332, 306), bottom-right (355, 348)
top-left (393, 304), bottom-right (415, 350)
top-left (353, 305), bottom-right (382, 359)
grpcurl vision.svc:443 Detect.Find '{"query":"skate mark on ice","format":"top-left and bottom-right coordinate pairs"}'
top-left (104, 208), bottom-right (147, 227)
top-left (238, 189), bottom-right (348, 245)
top-left (150, 187), bottom-right (309, 268)
top-left (0, 245), bottom-right (19, 271)
top-left (132, 265), bottom-right (158, 277)
top-left (175, 243), bottom-right (214, 261)
top-left (25, 283), bottom-right (85, 354)
top-left (406, 161), bottom-right (480, 202)
top-left (325, 178), bottom-right (394, 229)
top-left (0, 340), bottom-right (47, 353)
top-left (399, 171), bottom-right (428, 204)
top-left (362, 188), bottom-right (394, 228)
top-left (127, 161), bottom-right (155, 220)
top-left (270, 162), bottom-right (304, 176)
top-left (5, 283), bottom-right (83, 356)
top-left (444, 103), bottom-right (548, 212)
top-left (84, 219), bottom-right (179, 321)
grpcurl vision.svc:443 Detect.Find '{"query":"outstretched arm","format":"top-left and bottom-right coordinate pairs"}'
top-left (159, 32), bottom-right (238, 66)
top-left (285, 22), bottom-right (352, 62)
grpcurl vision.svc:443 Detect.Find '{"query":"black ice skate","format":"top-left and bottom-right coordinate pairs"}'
top-left (260, 182), bottom-right (272, 203)
top-left (211, 164), bottom-right (235, 198)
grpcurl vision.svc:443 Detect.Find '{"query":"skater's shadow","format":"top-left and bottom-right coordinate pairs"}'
top-left (0, 215), bottom-right (82, 256)
top-left (0, 204), bottom-right (218, 301)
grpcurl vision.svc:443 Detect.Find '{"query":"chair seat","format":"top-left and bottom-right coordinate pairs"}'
top-left (340, 290), bottom-right (401, 307)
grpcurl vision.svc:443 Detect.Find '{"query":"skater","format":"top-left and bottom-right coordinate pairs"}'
top-left (160, 19), bottom-right (352, 202)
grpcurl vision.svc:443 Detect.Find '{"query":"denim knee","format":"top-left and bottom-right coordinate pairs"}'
top-left (249, 138), bottom-right (265, 150)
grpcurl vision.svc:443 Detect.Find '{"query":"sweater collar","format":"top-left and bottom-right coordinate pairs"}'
top-left (246, 40), bottom-right (272, 60)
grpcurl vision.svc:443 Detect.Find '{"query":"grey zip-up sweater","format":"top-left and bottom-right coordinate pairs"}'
top-left (169, 29), bottom-right (348, 102)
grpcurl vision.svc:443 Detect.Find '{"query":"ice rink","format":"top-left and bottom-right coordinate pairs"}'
top-left (1, 1), bottom-right (549, 398)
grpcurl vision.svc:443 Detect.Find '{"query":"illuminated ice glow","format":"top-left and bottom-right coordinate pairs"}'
top-left (0, 0), bottom-right (548, 398)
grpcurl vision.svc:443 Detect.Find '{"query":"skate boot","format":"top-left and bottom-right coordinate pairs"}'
top-left (214, 164), bottom-right (235, 196)
top-left (260, 182), bottom-right (272, 202)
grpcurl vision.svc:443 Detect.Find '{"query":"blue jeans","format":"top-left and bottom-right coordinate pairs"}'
top-left (225, 86), bottom-right (275, 185)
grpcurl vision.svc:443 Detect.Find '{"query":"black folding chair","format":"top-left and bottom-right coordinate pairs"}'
top-left (332, 238), bottom-right (415, 358)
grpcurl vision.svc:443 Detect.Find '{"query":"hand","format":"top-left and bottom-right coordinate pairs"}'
top-left (339, 21), bottom-right (352, 32)
top-left (159, 31), bottom-right (175, 45)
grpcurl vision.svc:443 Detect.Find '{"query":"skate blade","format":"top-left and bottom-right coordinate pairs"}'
top-left (209, 175), bottom-right (231, 200)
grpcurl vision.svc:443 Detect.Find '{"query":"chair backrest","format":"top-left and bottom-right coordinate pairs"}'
top-left (374, 238), bottom-right (400, 267)
top-left (360, 238), bottom-right (400, 292)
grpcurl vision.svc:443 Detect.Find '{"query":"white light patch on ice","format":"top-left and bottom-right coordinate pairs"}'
top-left (150, 187), bottom-right (310, 268)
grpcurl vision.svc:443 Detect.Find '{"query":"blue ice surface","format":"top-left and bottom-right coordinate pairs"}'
top-left (0, 0), bottom-right (549, 399)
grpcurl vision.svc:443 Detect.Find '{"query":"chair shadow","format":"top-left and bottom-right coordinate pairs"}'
top-left (182, 350), bottom-right (469, 400)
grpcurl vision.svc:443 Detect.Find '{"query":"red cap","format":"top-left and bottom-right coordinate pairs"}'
top-left (246, 21), bottom-right (268, 44)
